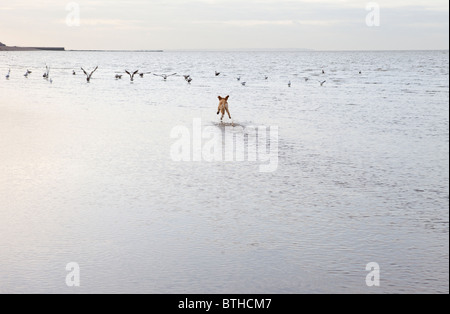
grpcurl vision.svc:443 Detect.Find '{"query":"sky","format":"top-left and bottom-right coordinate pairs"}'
top-left (0, 0), bottom-right (449, 50)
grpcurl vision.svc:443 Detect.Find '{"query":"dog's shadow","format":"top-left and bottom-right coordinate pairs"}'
top-left (212, 121), bottom-right (245, 129)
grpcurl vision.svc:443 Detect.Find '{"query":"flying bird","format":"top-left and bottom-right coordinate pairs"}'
top-left (241, 82), bottom-right (247, 86)
top-left (319, 80), bottom-right (326, 86)
top-left (237, 76), bottom-right (241, 81)
top-left (154, 73), bottom-right (177, 81)
top-left (215, 71), bottom-right (221, 77)
top-left (72, 70), bottom-right (76, 75)
top-left (81, 66), bottom-right (98, 83)
top-left (125, 70), bottom-right (139, 82)
top-left (115, 74), bottom-right (123, 80)
top-left (265, 76), bottom-right (269, 80)
top-left (24, 70), bottom-right (32, 78)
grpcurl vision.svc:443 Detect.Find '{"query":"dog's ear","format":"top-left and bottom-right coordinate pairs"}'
top-left (218, 96), bottom-right (223, 100)
top-left (225, 95), bottom-right (229, 101)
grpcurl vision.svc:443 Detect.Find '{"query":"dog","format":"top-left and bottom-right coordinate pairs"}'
top-left (217, 96), bottom-right (232, 122)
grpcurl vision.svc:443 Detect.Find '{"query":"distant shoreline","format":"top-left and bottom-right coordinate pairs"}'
top-left (0, 47), bottom-right (164, 52)
top-left (0, 46), bottom-right (65, 51)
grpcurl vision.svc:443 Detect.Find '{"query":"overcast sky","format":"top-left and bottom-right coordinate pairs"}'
top-left (0, 0), bottom-right (448, 50)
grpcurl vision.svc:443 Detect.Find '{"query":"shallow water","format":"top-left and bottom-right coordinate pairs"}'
top-left (0, 50), bottom-right (448, 294)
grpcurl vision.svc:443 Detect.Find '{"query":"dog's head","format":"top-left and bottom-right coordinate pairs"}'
top-left (218, 95), bottom-right (229, 106)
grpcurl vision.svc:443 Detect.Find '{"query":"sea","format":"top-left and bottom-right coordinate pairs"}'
top-left (0, 50), bottom-right (448, 294)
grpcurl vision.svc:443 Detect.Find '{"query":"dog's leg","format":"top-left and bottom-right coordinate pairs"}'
top-left (217, 105), bottom-right (221, 115)
top-left (225, 108), bottom-right (232, 120)
top-left (220, 108), bottom-right (226, 122)
top-left (226, 108), bottom-right (234, 126)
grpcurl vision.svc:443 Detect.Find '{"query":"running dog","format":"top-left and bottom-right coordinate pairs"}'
top-left (217, 96), bottom-right (231, 122)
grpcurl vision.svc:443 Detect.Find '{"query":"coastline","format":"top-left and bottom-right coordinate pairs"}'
top-left (0, 47), bottom-right (166, 52)
top-left (0, 46), bottom-right (65, 51)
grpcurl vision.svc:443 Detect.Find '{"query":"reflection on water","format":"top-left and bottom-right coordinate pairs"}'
top-left (0, 50), bottom-right (448, 294)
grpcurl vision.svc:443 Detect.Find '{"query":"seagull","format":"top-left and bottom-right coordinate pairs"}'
top-left (359, 71), bottom-right (362, 75)
top-left (81, 66), bottom-right (98, 83)
top-left (115, 74), bottom-right (123, 80)
top-left (72, 70), bottom-right (76, 75)
top-left (6, 69), bottom-right (10, 80)
top-left (125, 70), bottom-right (139, 82)
top-left (43, 66), bottom-right (50, 80)
top-left (154, 73), bottom-right (177, 81)
top-left (265, 76), bottom-right (269, 80)
top-left (237, 76), bottom-right (241, 81)
top-left (319, 80), bottom-right (326, 86)
top-left (322, 70), bottom-right (325, 74)
top-left (215, 71), bottom-right (221, 77)
top-left (241, 82), bottom-right (247, 86)
top-left (183, 75), bottom-right (193, 84)
top-left (24, 70), bottom-right (32, 78)
top-left (288, 81), bottom-right (291, 87)
top-left (139, 72), bottom-right (151, 78)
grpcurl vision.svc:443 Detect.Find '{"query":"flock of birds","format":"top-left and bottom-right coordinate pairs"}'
top-left (3, 66), bottom-right (363, 87)
top-left (4, 67), bottom-right (192, 84)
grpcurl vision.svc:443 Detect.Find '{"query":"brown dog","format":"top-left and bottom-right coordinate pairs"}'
top-left (217, 96), bottom-right (231, 122)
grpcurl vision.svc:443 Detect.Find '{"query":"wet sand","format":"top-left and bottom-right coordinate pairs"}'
top-left (0, 50), bottom-right (448, 294)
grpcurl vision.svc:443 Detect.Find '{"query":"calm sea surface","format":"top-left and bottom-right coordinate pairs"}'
top-left (0, 50), bottom-right (448, 293)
